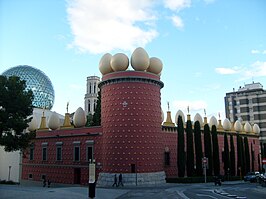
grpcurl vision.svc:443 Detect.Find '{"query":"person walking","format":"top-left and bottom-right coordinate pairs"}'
top-left (118, 173), bottom-right (124, 187)
top-left (112, 174), bottom-right (118, 187)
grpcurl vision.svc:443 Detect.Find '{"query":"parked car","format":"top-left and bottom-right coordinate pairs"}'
top-left (244, 172), bottom-right (260, 182)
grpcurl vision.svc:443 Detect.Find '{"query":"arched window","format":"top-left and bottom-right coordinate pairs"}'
top-left (89, 83), bottom-right (92, 94)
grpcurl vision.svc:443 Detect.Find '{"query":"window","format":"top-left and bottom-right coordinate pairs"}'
top-left (87, 146), bottom-right (93, 162)
top-left (28, 174), bottom-right (33, 179)
top-left (74, 146), bottom-right (80, 161)
top-left (42, 147), bottom-right (47, 161)
top-left (56, 146), bottom-right (62, 161)
top-left (164, 152), bottom-right (170, 166)
top-left (29, 145), bottom-right (34, 160)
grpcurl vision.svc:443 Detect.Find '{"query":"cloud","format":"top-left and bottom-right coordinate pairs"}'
top-left (215, 67), bottom-right (240, 75)
top-left (164, 0), bottom-right (191, 11)
top-left (243, 61), bottom-right (266, 78)
top-left (173, 100), bottom-right (207, 112)
top-left (171, 15), bottom-right (184, 29)
top-left (251, 49), bottom-right (260, 54)
top-left (67, 0), bottom-right (157, 54)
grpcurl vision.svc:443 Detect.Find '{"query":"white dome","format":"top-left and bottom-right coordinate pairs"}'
top-left (48, 112), bottom-right (60, 130)
top-left (28, 116), bottom-right (38, 132)
top-left (161, 109), bottom-right (164, 123)
top-left (244, 122), bottom-right (252, 133)
top-left (110, 53), bottom-right (129, 71)
top-left (223, 118), bottom-right (231, 131)
top-left (234, 120), bottom-right (242, 132)
top-left (175, 110), bottom-right (185, 124)
top-left (209, 116), bottom-right (218, 128)
top-left (147, 57), bottom-right (163, 74)
top-left (194, 113), bottom-right (203, 127)
top-left (99, 53), bottom-right (113, 75)
top-left (130, 47), bottom-right (150, 71)
top-left (73, 107), bottom-right (87, 128)
top-left (253, 124), bottom-right (260, 134)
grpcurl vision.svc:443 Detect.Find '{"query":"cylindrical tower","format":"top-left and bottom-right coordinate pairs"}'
top-left (98, 71), bottom-right (165, 185)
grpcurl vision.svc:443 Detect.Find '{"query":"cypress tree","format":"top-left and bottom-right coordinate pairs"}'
top-left (244, 137), bottom-right (250, 174)
top-left (92, 90), bottom-right (101, 126)
top-left (224, 133), bottom-right (230, 176)
top-left (194, 121), bottom-right (203, 176)
top-left (211, 125), bottom-right (220, 176)
top-left (203, 124), bottom-right (213, 176)
top-left (186, 119), bottom-right (194, 177)
top-left (230, 134), bottom-right (236, 176)
top-left (251, 143), bottom-right (254, 172)
top-left (177, 116), bottom-right (185, 177)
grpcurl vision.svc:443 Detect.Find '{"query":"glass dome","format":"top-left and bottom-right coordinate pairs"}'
top-left (2, 65), bottom-right (55, 110)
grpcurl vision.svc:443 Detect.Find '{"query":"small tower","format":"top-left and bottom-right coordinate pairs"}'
top-left (84, 76), bottom-right (100, 115)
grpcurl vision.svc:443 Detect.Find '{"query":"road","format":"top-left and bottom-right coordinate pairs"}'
top-left (0, 181), bottom-right (265, 199)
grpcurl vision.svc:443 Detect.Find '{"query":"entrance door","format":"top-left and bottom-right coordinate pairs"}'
top-left (74, 168), bottom-right (81, 184)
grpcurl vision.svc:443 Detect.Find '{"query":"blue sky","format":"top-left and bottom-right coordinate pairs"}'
top-left (1, 0), bottom-right (266, 121)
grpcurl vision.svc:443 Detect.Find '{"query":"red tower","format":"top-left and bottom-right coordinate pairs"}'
top-left (98, 71), bottom-right (165, 185)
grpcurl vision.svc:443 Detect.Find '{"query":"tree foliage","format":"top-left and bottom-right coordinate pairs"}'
top-left (230, 134), bottom-right (236, 176)
top-left (177, 115), bottom-right (185, 177)
top-left (203, 124), bottom-right (212, 176)
top-left (211, 125), bottom-right (220, 176)
top-left (223, 133), bottom-right (230, 176)
top-left (92, 90), bottom-right (101, 126)
top-left (194, 121), bottom-right (203, 176)
top-left (0, 75), bottom-right (35, 152)
top-left (186, 119), bottom-right (194, 177)
top-left (244, 137), bottom-right (250, 174)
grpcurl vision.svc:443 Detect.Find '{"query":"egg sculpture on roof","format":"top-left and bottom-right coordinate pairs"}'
top-left (223, 118), bottom-right (231, 131)
top-left (194, 113), bottom-right (203, 127)
top-left (234, 120), bottom-right (242, 132)
top-left (244, 122), bottom-right (252, 133)
top-left (209, 116), bottom-right (218, 128)
top-left (48, 112), bottom-right (60, 130)
top-left (253, 124), bottom-right (260, 134)
top-left (131, 47), bottom-right (150, 71)
top-left (73, 107), bottom-right (87, 128)
top-left (147, 57), bottom-right (163, 75)
top-left (175, 110), bottom-right (185, 124)
top-left (28, 116), bottom-right (38, 132)
top-left (110, 53), bottom-right (129, 72)
top-left (99, 53), bottom-right (113, 75)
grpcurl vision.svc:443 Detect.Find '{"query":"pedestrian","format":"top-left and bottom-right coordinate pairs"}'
top-left (112, 174), bottom-right (118, 187)
top-left (43, 178), bottom-right (46, 187)
top-left (118, 173), bottom-right (124, 187)
top-left (47, 179), bottom-right (51, 188)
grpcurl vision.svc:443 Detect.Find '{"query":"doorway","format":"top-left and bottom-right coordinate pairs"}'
top-left (74, 168), bottom-right (81, 184)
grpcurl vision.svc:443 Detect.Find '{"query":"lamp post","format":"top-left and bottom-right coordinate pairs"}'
top-left (88, 159), bottom-right (96, 199)
top-left (8, 166), bottom-right (12, 181)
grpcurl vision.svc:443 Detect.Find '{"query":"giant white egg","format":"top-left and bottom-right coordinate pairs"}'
top-left (234, 120), bottom-right (242, 132)
top-left (223, 118), bottom-right (231, 131)
top-left (253, 124), bottom-right (260, 134)
top-left (28, 116), bottom-right (38, 132)
top-left (244, 122), bottom-right (252, 133)
top-left (110, 53), bottom-right (129, 71)
top-left (209, 116), bottom-right (218, 128)
top-left (99, 53), bottom-right (113, 75)
top-left (147, 57), bottom-right (163, 74)
top-left (194, 113), bottom-right (203, 127)
top-left (175, 110), bottom-right (185, 124)
top-left (48, 112), bottom-right (60, 130)
top-left (73, 107), bottom-right (87, 128)
top-left (130, 47), bottom-right (150, 71)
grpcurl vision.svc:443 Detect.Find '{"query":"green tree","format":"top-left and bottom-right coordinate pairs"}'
top-left (177, 115), bottom-right (185, 177)
top-left (85, 113), bottom-right (93, 127)
top-left (186, 119), bottom-right (194, 177)
top-left (223, 133), bottom-right (230, 176)
top-left (0, 76), bottom-right (35, 152)
top-left (203, 124), bottom-right (213, 176)
top-left (230, 134), bottom-right (236, 176)
top-left (244, 137), bottom-right (250, 174)
top-left (211, 125), bottom-right (220, 176)
top-left (92, 90), bottom-right (101, 126)
top-left (194, 121), bottom-right (203, 176)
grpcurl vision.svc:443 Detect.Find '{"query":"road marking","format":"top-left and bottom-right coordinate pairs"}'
top-left (196, 194), bottom-right (218, 198)
top-left (176, 190), bottom-right (190, 199)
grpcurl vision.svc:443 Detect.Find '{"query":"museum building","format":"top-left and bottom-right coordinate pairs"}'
top-left (21, 48), bottom-right (261, 185)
